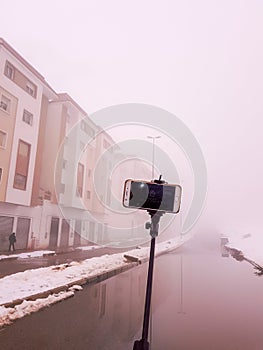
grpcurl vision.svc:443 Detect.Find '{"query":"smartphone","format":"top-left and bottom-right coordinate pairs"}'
top-left (122, 179), bottom-right (182, 213)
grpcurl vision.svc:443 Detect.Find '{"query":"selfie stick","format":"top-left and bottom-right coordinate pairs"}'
top-left (133, 176), bottom-right (165, 350)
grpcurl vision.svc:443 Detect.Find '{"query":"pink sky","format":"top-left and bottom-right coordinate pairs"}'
top-left (1, 0), bottom-right (262, 236)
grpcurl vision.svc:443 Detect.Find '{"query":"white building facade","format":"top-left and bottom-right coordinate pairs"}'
top-left (0, 38), bottom-right (182, 252)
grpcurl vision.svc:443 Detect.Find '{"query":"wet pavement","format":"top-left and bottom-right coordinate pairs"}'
top-left (1, 232), bottom-right (263, 349)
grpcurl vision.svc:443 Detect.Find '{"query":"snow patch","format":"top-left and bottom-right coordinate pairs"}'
top-left (68, 285), bottom-right (83, 292)
top-left (0, 237), bottom-right (185, 326)
top-left (0, 250), bottom-right (55, 261)
top-left (226, 234), bottom-right (263, 267)
top-left (0, 255), bottom-right (19, 261)
top-left (18, 250), bottom-right (55, 259)
top-left (0, 291), bottom-right (74, 327)
top-left (75, 245), bottom-right (103, 251)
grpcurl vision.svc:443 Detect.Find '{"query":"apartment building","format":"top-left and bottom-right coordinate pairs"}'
top-left (0, 38), bottom-right (57, 250)
top-left (0, 38), bottom-right (127, 250)
top-left (0, 39), bottom-right (57, 205)
top-left (34, 92), bottom-right (107, 249)
top-left (0, 38), bottom-right (181, 252)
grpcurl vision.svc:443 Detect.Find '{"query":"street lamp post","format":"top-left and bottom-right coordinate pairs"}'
top-left (147, 136), bottom-right (161, 180)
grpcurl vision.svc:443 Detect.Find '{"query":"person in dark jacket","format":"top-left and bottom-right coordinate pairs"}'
top-left (8, 232), bottom-right (16, 252)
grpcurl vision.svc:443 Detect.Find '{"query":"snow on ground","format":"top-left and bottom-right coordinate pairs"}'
top-left (0, 237), bottom-right (183, 327)
top-left (0, 253), bottom-right (126, 306)
top-left (0, 291), bottom-right (75, 326)
top-left (18, 250), bottom-right (55, 259)
top-left (75, 245), bottom-right (104, 251)
top-left (0, 254), bottom-right (19, 261)
top-left (0, 238), bottom-right (182, 306)
top-left (0, 250), bottom-right (55, 261)
top-left (226, 233), bottom-right (263, 267)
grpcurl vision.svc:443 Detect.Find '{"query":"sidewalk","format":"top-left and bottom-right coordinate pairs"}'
top-left (0, 237), bottom-right (186, 327)
top-left (0, 244), bottom-right (103, 262)
top-left (0, 250), bottom-right (56, 261)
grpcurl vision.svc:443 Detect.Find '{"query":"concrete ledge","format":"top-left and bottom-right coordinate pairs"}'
top-left (1, 261), bottom-right (138, 309)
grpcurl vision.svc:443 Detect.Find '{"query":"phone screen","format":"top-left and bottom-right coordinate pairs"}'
top-left (127, 181), bottom-right (180, 212)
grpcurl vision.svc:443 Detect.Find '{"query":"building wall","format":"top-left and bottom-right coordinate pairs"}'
top-left (69, 116), bottom-right (97, 210)
top-left (39, 102), bottom-right (66, 205)
top-left (0, 43), bottom-right (43, 206)
top-left (31, 94), bottom-right (49, 206)
top-left (0, 201), bottom-right (33, 250)
top-left (0, 86), bottom-right (18, 201)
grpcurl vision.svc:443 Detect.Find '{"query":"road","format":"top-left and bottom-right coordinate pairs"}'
top-left (0, 247), bottom-right (127, 278)
top-left (1, 232), bottom-right (263, 349)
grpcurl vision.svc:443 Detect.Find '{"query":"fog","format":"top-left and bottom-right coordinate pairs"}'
top-left (1, 0), bottom-right (263, 238)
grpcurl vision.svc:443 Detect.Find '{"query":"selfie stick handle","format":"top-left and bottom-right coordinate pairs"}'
top-left (142, 230), bottom-right (156, 339)
top-left (133, 235), bottom-right (155, 350)
top-left (133, 210), bottom-right (164, 350)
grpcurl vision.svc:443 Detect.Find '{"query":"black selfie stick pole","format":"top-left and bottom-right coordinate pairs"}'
top-left (133, 177), bottom-right (165, 350)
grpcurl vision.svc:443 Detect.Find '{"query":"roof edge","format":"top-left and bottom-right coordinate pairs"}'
top-left (0, 37), bottom-right (57, 95)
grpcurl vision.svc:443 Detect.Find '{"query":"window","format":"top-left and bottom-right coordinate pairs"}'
top-left (80, 120), bottom-right (95, 137)
top-left (87, 190), bottom-right (91, 199)
top-left (44, 190), bottom-right (51, 200)
top-left (4, 60), bottom-right (37, 98)
top-left (88, 169), bottom-right (92, 177)
top-left (4, 62), bottom-right (14, 80)
top-left (22, 110), bottom-right (33, 126)
top-left (26, 81), bottom-right (36, 97)
top-left (76, 162), bottom-right (84, 197)
top-left (62, 159), bottom-right (67, 169)
top-left (13, 140), bottom-right (31, 190)
top-left (0, 168), bottom-right (2, 182)
top-left (0, 95), bottom-right (11, 113)
top-left (0, 130), bottom-right (7, 148)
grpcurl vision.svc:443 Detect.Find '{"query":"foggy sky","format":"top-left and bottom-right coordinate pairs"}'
top-left (1, 0), bottom-right (263, 236)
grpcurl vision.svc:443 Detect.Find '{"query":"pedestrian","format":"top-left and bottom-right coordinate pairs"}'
top-left (8, 232), bottom-right (16, 252)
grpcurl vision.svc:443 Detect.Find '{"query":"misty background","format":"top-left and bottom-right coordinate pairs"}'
top-left (1, 0), bottom-right (262, 238)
